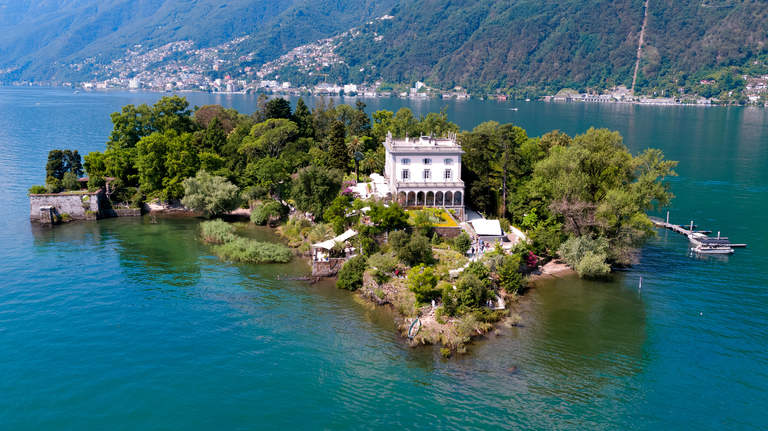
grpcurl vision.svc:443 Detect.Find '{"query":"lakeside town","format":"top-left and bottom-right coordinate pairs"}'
top-left (5, 15), bottom-right (767, 107)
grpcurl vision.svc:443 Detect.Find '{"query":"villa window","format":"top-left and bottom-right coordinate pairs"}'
top-left (444, 158), bottom-right (453, 164)
top-left (423, 169), bottom-right (431, 180)
top-left (401, 158), bottom-right (410, 164)
top-left (445, 170), bottom-right (452, 180)
top-left (423, 158), bottom-right (432, 165)
top-left (401, 169), bottom-right (409, 181)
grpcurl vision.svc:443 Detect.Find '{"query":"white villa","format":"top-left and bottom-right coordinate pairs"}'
top-left (383, 131), bottom-right (465, 220)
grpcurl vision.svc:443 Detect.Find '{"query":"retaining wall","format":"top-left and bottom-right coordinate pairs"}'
top-left (312, 258), bottom-right (348, 277)
top-left (29, 189), bottom-right (105, 221)
top-left (104, 208), bottom-right (142, 217)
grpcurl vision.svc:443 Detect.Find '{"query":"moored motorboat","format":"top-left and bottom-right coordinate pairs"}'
top-left (692, 244), bottom-right (734, 254)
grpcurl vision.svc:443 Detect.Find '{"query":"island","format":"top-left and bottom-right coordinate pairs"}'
top-left (28, 95), bottom-right (678, 355)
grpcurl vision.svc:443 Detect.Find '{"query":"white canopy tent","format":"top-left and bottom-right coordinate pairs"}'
top-left (312, 229), bottom-right (358, 250)
top-left (471, 219), bottom-right (503, 236)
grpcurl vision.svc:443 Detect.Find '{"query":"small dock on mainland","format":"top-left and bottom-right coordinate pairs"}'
top-left (649, 214), bottom-right (746, 248)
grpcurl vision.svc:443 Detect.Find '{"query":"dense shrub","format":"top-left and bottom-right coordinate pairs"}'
top-left (442, 273), bottom-right (490, 316)
top-left (575, 251), bottom-right (611, 278)
top-left (62, 172), bottom-right (79, 190)
top-left (212, 237), bottom-right (293, 263)
top-left (368, 252), bottom-right (399, 283)
top-left (389, 231), bottom-right (433, 266)
top-left (337, 255), bottom-right (369, 291)
top-left (558, 235), bottom-right (611, 277)
top-left (496, 254), bottom-right (525, 293)
top-left (407, 265), bottom-right (439, 304)
top-left (200, 220), bottom-right (236, 244)
top-left (45, 177), bottom-right (62, 193)
top-left (87, 176), bottom-right (106, 191)
top-left (465, 261), bottom-right (490, 286)
top-left (182, 170), bottom-right (241, 217)
top-left (454, 232), bottom-right (471, 254)
top-left (251, 200), bottom-right (288, 225)
top-left (28, 185), bottom-right (47, 195)
top-left (131, 189), bottom-right (145, 208)
top-left (242, 185), bottom-right (269, 203)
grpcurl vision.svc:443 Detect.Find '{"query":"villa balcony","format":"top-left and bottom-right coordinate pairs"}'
top-left (395, 180), bottom-right (465, 189)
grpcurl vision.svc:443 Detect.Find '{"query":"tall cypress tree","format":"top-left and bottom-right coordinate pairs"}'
top-left (293, 97), bottom-right (315, 139)
top-left (329, 120), bottom-right (350, 174)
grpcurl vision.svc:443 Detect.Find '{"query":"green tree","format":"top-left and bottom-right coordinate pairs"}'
top-left (83, 151), bottom-right (107, 179)
top-left (413, 211), bottom-right (434, 237)
top-left (368, 203), bottom-right (409, 231)
top-left (407, 265), bottom-right (439, 304)
top-left (135, 132), bottom-right (170, 196)
top-left (253, 93), bottom-right (269, 123)
top-left (390, 232), bottom-right (433, 266)
top-left (349, 100), bottom-right (372, 137)
top-left (293, 97), bottom-right (315, 138)
top-left (265, 97), bottom-right (293, 120)
top-left (336, 255), bottom-right (369, 291)
top-left (240, 119), bottom-right (298, 160)
top-left (454, 232), bottom-right (471, 254)
top-left (442, 273), bottom-right (488, 316)
top-left (323, 195), bottom-right (353, 235)
top-left (312, 96), bottom-right (337, 144)
top-left (498, 124), bottom-right (526, 217)
top-left (163, 133), bottom-right (199, 199)
top-left (200, 117), bottom-right (228, 154)
top-left (62, 172), bottom-right (78, 190)
top-left (465, 261), bottom-right (490, 287)
top-left (64, 150), bottom-right (84, 177)
top-left (181, 170), bottom-right (241, 217)
top-left (291, 165), bottom-right (343, 219)
top-left (361, 148), bottom-right (384, 174)
top-left (246, 157), bottom-right (289, 197)
top-left (461, 121), bottom-right (501, 214)
top-left (45, 150), bottom-right (66, 180)
top-left (497, 254), bottom-right (524, 293)
top-left (329, 120), bottom-right (350, 173)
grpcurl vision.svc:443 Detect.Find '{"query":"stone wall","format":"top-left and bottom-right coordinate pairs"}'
top-left (312, 258), bottom-right (348, 277)
top-left (29, 189), bottom-right (105, 221)
top-left (104, 208), bottom-right (142, 217)
top-left (433, 226), bottom-right (462, 238)
top-left (403, 226), bottom-right (462, 238)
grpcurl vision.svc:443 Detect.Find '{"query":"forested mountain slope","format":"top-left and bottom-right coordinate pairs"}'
top-left (334, 0), bottom-right (768, 94)
top-left (0, 0), bottom-right (397, 82)
top-left (2, 0), bottom-right (767, 93)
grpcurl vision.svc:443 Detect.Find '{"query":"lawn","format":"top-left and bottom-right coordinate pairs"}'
top-left (406, 208), bottom-right (458, 227)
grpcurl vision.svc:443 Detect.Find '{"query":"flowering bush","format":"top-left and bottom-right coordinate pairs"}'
top-left (341, 187), bottom-right (354, 196)
top-left (526, 251), bottom-right (538, 267)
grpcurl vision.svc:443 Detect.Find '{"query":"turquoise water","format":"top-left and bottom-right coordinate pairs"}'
top-left (1, 86), bottom-right (767, 429)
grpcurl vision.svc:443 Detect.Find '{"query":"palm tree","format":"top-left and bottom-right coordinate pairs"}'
top-left (347, 136), bottom-right (365, 182)
top-left (362, 148), bottom-right (384, 174)
top-left (308, 223), bottom-right (335, 244)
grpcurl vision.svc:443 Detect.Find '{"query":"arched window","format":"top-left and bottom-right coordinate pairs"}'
top-left (435, 191), bottom-right (444, 206)
top-left (426, 191), bottom-right (434, 206)
top-left (454, 191), bottom-right (462, 206)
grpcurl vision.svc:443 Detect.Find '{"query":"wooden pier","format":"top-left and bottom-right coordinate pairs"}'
top-left (649, 214), bottom-right (746, 248)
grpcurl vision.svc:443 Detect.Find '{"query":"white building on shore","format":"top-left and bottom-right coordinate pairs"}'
top-left (383, 131), bottom-right (465, 219)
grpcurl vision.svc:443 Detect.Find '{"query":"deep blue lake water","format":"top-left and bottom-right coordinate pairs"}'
top-left (1, 86), bottom-right (767, 429)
